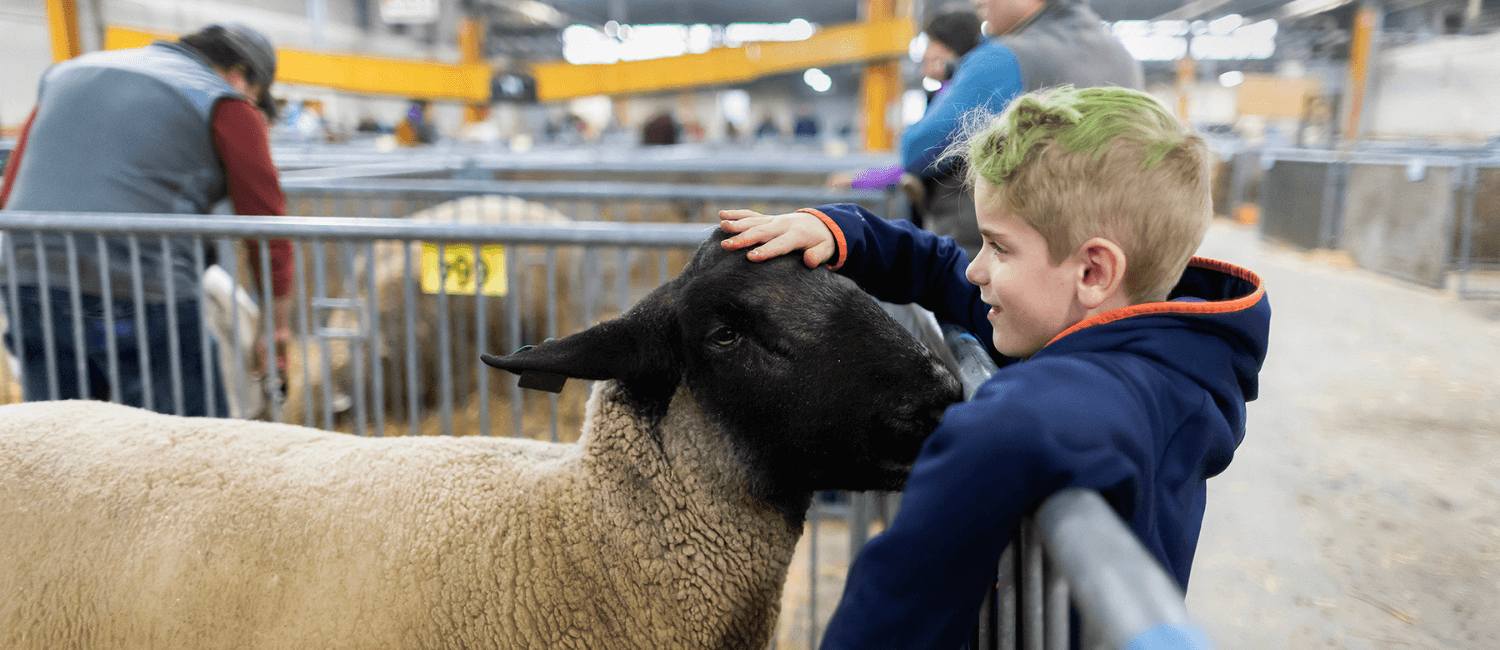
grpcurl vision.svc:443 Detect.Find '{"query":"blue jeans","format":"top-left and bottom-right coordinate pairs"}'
top-left (3, 286), bottom-right (228, 417)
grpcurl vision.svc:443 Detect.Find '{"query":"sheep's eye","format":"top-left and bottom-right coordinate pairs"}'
top-left (707, 326), bottom-right (741, 348)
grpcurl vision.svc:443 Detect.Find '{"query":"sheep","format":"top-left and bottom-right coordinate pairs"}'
top-left (0, 228), bottom-right (963, 649)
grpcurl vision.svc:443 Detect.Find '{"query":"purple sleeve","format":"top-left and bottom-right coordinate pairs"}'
top-left (850, 165), bottom-right (904, 189)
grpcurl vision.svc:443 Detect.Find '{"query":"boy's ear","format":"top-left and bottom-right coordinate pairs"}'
top-left (1074, 237), bottom-right (1127, 310)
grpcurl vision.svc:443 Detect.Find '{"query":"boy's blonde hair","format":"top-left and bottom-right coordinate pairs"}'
top-left (951, 86), bottom-right (1212, 304)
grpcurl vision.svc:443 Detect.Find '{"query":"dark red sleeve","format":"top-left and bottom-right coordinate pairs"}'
top-left (212, 98), bottom-right (293, 297)
top-left (1, 108), bottom-right (39, 209)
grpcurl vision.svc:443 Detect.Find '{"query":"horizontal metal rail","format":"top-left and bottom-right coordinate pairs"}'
top-left (280, 177), bottom-right (887, 205)
top-left (0, 212), bottom-right (714, 245)
top-left (273, 146), bottom-right (900, 179)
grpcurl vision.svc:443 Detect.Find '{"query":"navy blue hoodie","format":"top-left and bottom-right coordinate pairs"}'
top-left (802, 204), bottom-right (1270, 650)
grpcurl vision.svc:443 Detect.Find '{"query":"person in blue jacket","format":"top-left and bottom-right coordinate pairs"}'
top-left (719, 85), bottom-right (1270, 649)
top-left (910, 0), bottom-right (1143, 260)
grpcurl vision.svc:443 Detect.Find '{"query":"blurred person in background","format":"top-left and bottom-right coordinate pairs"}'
top-left (396, 99), bottom-right (437, 146)
top-left (920, 5), bottom-right (984, 100)
top-left (833, 5), bottom-right (983, 228)
top-left (0, 23), bottom-right (293, 416)
top-left (910, 0), bottom-right (1143, 258)
top-left (642, 111), bottom-right (681, 145)
top-left (836, 0), bottom-right (1142, 260)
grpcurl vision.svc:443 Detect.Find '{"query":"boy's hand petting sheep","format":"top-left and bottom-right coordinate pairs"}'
top-left (719, 208), bottom-right (837, 268)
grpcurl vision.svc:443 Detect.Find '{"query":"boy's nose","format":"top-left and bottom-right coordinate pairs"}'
top-left (964, 256), bottom-right (985, 285)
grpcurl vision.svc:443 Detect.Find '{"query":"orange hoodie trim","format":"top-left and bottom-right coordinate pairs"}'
top-left (796, 208), bottom-right (848, 271)
top-left (1043, 257), bottom-right (1265, 349)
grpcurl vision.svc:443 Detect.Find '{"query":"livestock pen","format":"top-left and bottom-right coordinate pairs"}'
top-left (0, 181), bottom-right (1213, 648)
top-left (1219, 143), bottom-right (1500, 299)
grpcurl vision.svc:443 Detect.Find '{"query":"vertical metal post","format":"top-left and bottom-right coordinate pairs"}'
top-left (3, 234), bottom-right (25, 398)
top-left (506, 240), bottom-right (522, 437)
top-left (1342, 2), bottom-right (1380, 143)
top-left (368, 240), bottom-right (384, 435)
top-left (193, 238), bottom-right (211, 414)
top-left (403, 240), bottom-right (421, 436)
top-left (861, 0), bottom-right (899, 152)
top-left (226, 239), bottom-right (245, 416)
top-left (33, 232), bottom-right (60, 400)
top-left (259, 238), bottom-right (280, 422)
top-left (313, 240), bottom-right (334, 431)
top-left (45, 0), bottom-right (81, 62)
top-left (998, 543), bottom-right (1017, 650)
top-left (849, 493), bottom-right (872, 558)
top-left (475, 242), bottom-right (490, 437)
top-left (1044, 552), bottom-right (1070, 650)
top-left (436, 242), bottom-right (454, 437)
top-left (101, 235), bottom-right (121, 403)
top-left (127, 236), bottom-right (152, 411)
top-left (809, 511), bottom-right (820, 650)
top-left (1022, 518), bottom-right (1045, 650)
top-left (63, 234), bottom-right (88, 399)
top-left (546, 245), bottom-right (559, 442)
top-left (294, 241), bottom-right (314, 427)
top-left (1458, 163), bottom-right (1479, 297)
top-left (159, 237), bottom-right (183, 415)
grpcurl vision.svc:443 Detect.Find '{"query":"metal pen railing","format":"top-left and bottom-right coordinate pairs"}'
top-left (1250, 146), bottom-right (1500, 298)
top-left (0, 212), bottom-right (710, 438)
top-left (276, 177), bottom-right (904, 229)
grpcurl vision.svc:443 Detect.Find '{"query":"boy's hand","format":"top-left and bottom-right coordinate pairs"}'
top-left (719, 209), bottom-right (837, 268)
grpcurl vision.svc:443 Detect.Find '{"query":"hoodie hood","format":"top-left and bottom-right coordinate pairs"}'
top-left (1034, 257), bottom-right (1270, 448)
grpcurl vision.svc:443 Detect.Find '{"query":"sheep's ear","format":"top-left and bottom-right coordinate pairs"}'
top-left (481, 296), bottom-right (680, 397)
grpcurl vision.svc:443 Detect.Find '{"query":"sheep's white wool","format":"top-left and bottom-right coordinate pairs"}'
top-left (0, 388), bottom-right (793, 649)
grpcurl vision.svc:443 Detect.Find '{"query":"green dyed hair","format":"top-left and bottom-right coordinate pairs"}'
top-left (947, 85), bottom-right (1213, 304)
top-left (964, 85), bottom-right (1186, 189)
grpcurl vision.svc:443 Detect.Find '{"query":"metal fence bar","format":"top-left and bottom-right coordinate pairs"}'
top-left (545, 245), bottom-right (559, 442)
top-left (33, 231), bottom-right (59, 400)
top-left (294, 241), bottom-right (313, 427)
top-left (1036, 489), bottom-right (1212, 650)
top-left (126, 235), bottom-right (152, 411)
top-left (475, 242), bottom-right (490, 437)
top-left (4, 234), bottom-right (25, 400)
top-left (402, 240), bottom-right (420, 436)
top-left (102, 235), bottom-right (122, 404)
top-left (0, 212), bottom-right (713, 246)
top-left (63, 234), bottom-right (87, 399)
top-left (436, 243), bottom-right (454, 437)
top-left (280, 178), bottom-right (887, 207)
top-left (312, 240), bottom-right (334, 431)
top-left (365, 241), bottom-right (385, 434)
top-left (260, 238), bottom-right (281, 423)
top-left (192, 238), bottom-right (210, 414)
top-left (159, 237), bottom-right (184, 416)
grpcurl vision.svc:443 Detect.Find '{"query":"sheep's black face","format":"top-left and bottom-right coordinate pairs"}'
top-left (671, 235), bottom-right (961, 503)
top-left (481, 230), bottom-right (962, 521)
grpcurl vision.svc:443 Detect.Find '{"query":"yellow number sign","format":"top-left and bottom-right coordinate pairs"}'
top-left (420, 243), bottom-right (507, 296)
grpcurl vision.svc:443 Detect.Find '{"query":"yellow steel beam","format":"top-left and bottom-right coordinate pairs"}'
top-left (104, 25), bottom-right (492, 102)
top-left (1342, 3), bottom-right (1377, 142)
top-left (862, 0), bottom-right (900, 151)
top-left (46, 0), bottom-right (82, 62)
top-left (532, 18), bottom-right (914, 102)
top-left (459, 17), bottom-right (489, 123)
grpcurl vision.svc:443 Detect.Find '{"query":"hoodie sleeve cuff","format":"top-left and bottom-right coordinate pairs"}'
top-left (795, 207), bottom-right (848, 271)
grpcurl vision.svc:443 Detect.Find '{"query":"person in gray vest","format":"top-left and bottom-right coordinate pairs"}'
top-left (907, 0), bottom-right (1144, 260)
top-left (0, 23), bottom-right (293, 417)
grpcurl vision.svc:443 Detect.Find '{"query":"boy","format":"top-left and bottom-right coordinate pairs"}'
top-left (720, 86), bottom-right (1269, 648)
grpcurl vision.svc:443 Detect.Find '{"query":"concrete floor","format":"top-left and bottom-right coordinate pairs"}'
top-left (1187, 221), bottom-right (1500, 649)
